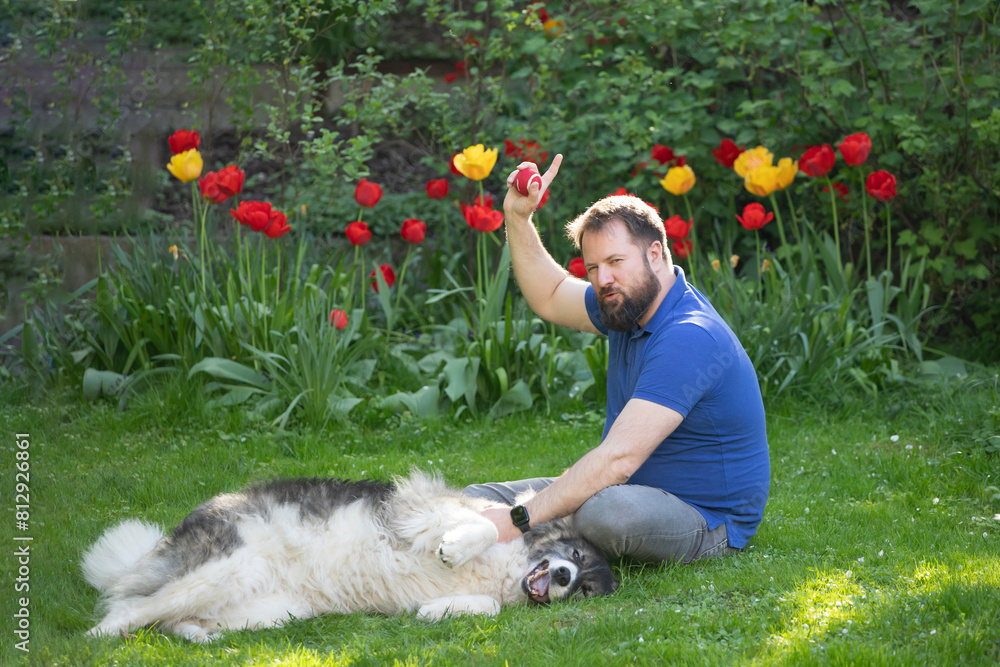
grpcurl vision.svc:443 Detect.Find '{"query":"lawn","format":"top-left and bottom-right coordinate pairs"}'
top-left (1, 373), bottom-right (998, 666)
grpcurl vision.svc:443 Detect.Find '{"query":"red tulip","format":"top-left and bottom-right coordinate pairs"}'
top-left (799, 144), bottom-right (836, 178)
top-left (354, 179), bottom-right (383, 208)
top-left (474, 193), bottom-right (494, 209)
top-left (216, 165), bottom-right (244, 195)
top-left (370, 264), bottom-right (396, 292)
top-left (230, 201), bottom-right (282, 233)
top-left (461, 204), bottom-right (504, 233)
top-left (671, 239), bottom-right (693, 259)
top-left (712, 139), bottom-right (745, 168)
top-left (449, 154), bottom-right (463, 176)
top-left (426, 178), bottom-right (449, 199)
top-left (199, 165), bottom-right (245, 203)
top-left (504, 139), bottom-right (548, 164)
top-left (522, 141), bottom-right (548, 165)
top-left (200, 172), bottom-right (228, 204)
top-left (263, 211), bottom-right (290, 239)
top-left (650, 144), bottom-right (675, 166)
top-left (345, 221), bottom-right (372, 246)
top-left (529, 0), bottom-right (549, 23)
top-left (630, 161), bottom-right (650, 178)
top-left (663, 215), bottom-right (693, 241)
top-left (822, 182), bottom-right (850, 202)
top-left (329, 309), bottom-right (348, 330)
top-left (865, 170), bottom-right (897, 201)
top-left (838, 132), bottom-right (872, 166)
top-left (604, 188), bottom-right (659, 215)
top-left (536, 187), bottom-right (550, 210)
top-left (736, 203), bottom-right (774, 231)
top-left (401, 218), bottom-right (426, 244)
top-left (568, 257), bottom-right (587, 278)
top-left (168, 129), bottom-right (200, 154)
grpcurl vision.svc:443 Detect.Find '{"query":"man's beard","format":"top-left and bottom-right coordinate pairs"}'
top-left (597, 263), bottom-right (660, 332)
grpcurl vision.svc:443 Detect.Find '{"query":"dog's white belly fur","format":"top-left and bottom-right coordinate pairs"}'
top-left (216, 504), bottom-right (523, 621)
top-left (86, 476), bottom-right (530, 639)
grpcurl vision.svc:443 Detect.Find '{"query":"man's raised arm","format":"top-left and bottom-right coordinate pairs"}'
top-left (502, 155), bottom-right (599, 334)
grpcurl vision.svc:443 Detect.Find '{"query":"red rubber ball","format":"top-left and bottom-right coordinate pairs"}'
top-left (514, 168), bottom-right (544, 196)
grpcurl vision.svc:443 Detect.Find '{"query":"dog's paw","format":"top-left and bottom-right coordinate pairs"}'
top-left (437, 523), bottom-right (498, 568)
top-left (172, 622), bottom-right (218, 643)
top-left (87, 623), bottom-right (127, 639)
top-left (417, 595), bottom-right (501, 621)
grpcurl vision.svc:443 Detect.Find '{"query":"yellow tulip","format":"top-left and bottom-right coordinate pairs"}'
top-left (774, 157), bottom-right (798, 190)
top-left (543, 19), bottom-right (565, 37)
top-left (729, 254), bottom-right (739, 268)
top-left (733, 146), bottom-right (773, 177)
top-left (711, 258), bottom-right (721, 272)
top-left (167, 149), bottom-right (203, 183)
top-left (453, 144), bottom-right (499, 181)
top-left (168, 245), bottom-right (178, 260)
top-left (659, 165), bottom-right (696, 196)
top-left (744, 164), bottom-right (780, 197)
top-left (761, 258), bottom-right (772, 274)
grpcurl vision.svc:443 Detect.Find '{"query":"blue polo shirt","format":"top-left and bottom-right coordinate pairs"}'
top-left (584, 266), bottom-right (769, 548)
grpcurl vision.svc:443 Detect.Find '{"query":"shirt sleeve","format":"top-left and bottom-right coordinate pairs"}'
top-left (584, 284), bottom-right (609, 335)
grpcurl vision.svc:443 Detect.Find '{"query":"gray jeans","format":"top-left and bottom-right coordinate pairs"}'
top-left (462, 477), bottom-right (735, 564)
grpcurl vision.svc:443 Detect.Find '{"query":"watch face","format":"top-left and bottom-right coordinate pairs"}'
top-left (510, 505), bottom-right (529, 526)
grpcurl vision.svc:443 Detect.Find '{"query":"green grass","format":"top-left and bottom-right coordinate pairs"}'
top-left (1, 373), bottom-right (998, 666)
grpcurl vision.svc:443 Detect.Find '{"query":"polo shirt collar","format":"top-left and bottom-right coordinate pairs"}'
top-left (629, 265), bottom-right (687, 339)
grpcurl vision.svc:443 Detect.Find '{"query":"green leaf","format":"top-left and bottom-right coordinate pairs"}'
top-left (378, 385), bottom-right (441, 418)
top-left (188, 357), bottom-right (269, 389)
top-left (829, 79), bottom-right (857, 98)
top-left (82, 369), bottom-right (128, 400)
top-left (442, 357), bottom-right (473, 403)
top-left (489, 379), bottom-right (533, 418)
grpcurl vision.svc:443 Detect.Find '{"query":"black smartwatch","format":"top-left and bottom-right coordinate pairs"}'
top-left (510, 505), bottom-right (531, 533)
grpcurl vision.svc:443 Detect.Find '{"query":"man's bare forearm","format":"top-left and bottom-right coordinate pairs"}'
top-left (504, 210), bottom-right (574, 321)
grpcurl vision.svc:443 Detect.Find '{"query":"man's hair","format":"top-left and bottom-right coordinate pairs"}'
top-left (565, 195), bottom-right (667, 252)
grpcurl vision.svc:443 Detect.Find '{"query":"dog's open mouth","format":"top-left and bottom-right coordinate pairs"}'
top-left (522, 560), bottom-right (551, 604)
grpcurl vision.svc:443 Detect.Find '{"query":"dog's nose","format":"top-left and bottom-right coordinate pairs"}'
top-left (553, 565), bottom-right (571, 587)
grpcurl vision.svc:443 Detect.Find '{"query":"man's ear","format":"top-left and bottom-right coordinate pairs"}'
top-left (648, 240), bottom-right (664, 268)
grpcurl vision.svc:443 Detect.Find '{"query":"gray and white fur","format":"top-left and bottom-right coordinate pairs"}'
top-left (83, 473), bottom-right (617, 642)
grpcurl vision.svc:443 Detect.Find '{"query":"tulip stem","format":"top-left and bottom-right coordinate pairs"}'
top-left (860, 170), bottom-right (871, 281)
top-left (356, 245), bottom-right (366, 322)
top-left (885, 206), bottom-right (892, 281)
top-left (754, 229), bottom-right (762, 302)
top-left (392, 244), bottom-right (413, 331)
top-left (767, 193), bottom-right (789, 251)
top-left (260, 235), bottom-right (267, 315)
top-left (683, 195), bottom-right (698, 283)
top-left (825, 176), bottom-right (844, 276)
top-left (276, 237), bottom-right (282, 304)
top-left (192, 183), bottom-right (205, 292)
top-left (783, 188), bottom-right (802, 246)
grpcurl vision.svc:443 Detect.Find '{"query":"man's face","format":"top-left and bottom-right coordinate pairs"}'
top-left (581, 220), bottom-right (661, 332)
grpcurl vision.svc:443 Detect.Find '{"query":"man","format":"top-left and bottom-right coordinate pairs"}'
top-left (465, 155), bottom-right (770, 564)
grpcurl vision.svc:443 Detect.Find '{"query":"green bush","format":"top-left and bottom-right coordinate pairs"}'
top-left (4, 0), bottom-right (998, 422)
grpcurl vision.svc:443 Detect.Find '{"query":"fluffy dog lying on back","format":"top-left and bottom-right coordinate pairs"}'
top-left (83, 473), bottom-right (618, 642)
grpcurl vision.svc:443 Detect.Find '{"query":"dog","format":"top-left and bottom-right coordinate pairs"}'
top-left (82, 472), bottom-right (618, 642)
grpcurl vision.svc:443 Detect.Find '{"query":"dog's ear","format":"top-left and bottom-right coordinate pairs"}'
top-left (523, 518), bottom-right (573, 547)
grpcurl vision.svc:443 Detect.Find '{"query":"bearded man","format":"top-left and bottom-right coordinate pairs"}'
top-left (464, 155), bottom-right (770, 564)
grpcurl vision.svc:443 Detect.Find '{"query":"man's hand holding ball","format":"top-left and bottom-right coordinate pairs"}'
top-left (513, 167), bottom-right (544, 196)
top-left (503, 155), bottom-right (562, 222)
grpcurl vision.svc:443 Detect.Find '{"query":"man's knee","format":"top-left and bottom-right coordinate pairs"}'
top-left (572, 486), bottom-right (651, 549)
